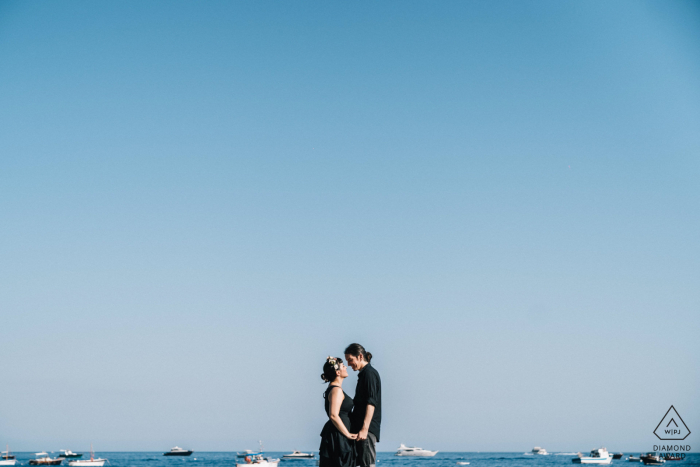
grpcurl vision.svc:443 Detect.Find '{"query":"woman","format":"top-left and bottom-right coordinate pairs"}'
top-left (319, 356), bottom-right (357, 467)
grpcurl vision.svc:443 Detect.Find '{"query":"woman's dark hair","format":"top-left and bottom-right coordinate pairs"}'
top-left (321, 357), bottom-right (344, 382)
top-left (344, 343), bottom-right (372, 363)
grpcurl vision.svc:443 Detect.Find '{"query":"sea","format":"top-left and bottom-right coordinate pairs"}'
top-left (9, 452), bottom-right (700, 467)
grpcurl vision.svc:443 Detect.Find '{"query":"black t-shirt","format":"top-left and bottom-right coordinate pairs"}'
top-left (350, 363), bottom-right (382, 441)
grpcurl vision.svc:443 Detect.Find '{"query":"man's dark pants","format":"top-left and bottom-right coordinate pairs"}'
top-left (356, 432), bottom-right (377, 467)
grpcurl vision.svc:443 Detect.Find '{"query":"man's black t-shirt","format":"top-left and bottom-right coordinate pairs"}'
top-left (351, 363), bottom-right (382, 441)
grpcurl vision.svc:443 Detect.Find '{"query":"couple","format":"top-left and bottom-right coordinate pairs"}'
top-left (319, 343), bottom-right (381, 467)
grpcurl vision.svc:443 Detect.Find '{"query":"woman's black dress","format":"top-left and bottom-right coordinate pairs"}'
top-left (319, 385), bottom-right (355, 467)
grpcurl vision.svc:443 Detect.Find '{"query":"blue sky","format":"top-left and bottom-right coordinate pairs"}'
top-left (1, 0), bottom-right (699, 452)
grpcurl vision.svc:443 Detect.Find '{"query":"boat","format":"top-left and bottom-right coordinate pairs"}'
top-left (641, 454), bottom-right (665, 466)
top-left (237, 454), bottom-right (279, 467)
top-left (612, 454), bottom-right (624, 460)
top-left (1, 446), bottom-right (16, 465)
top-left (29, 454), bottom-right (62, 466)
top-left (2, 448), bottom-right (16, 460)
top-left (282, 452), bottom-right (314, 460)
top-left (238, 451), bottom-right (262, 459)
top-left (163, 447), bottom-right (193, 457)
top-left (572, 448), bottom-right (613, 464)
top-left (456, 462), bottom-right (470, 465)
top-left (59, 452), bottom-right (83, 459)
top-left (532, 447), bottom-right (548, 455)
top-left (395, 444), bottom-right (438, 457)
top-left (68, 445), bottom-right (106, 467)
top-left (664, 454), bottom-right (684, 461)
top-left (628, 456), bottom-right (641, 462)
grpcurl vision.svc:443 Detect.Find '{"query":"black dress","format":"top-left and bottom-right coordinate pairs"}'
top-left (319, 385), bottom-right (355, 467)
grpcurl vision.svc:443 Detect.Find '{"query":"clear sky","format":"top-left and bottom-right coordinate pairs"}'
top-left (1, 0), bottom-right (699, 453)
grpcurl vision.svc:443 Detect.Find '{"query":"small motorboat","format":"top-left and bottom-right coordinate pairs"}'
top-left (395, 444), bottom-right (438, 457)
top-left (532, 447), bottom-right (548, 455)
top-left (612, 454), bottom-right (624, 460)
top-left (29, 455), bottom-right (62, 466)
top-left (59, 452), bottom-right (83, 459)
top-left (68, 445), bottom-right (106, 467)
top-left (628, 456), bottom-right (641, 462)
top-left (163, 447), bottom-right (193, 457)
top-left (1, 446), bottom-right (17, 465)
top-left (641, 453), bottom-right (665, 466)
top-left (572, 448), bottom-right (612, 464)
top-left (664, 454), bottom-right (684, 461)
top-left (456, 462), bottom-right (470, 465)
top-left (282, 452), bottom-right (314, 460)
top-left (237, 454), bottom-right (279, 467)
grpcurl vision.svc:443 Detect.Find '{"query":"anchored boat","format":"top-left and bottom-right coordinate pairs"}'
top-left (163, 447), bottom-right (193, 457)
top-left (282, 452), bottom-right (314, 460)
top-left (572, 448), bottom-right (613, 464)
top-left (395, 444), bottom-right (438, 457)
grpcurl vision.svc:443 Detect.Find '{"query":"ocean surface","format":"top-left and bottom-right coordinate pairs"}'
top-left (8, 452), bottom-right (700, 467)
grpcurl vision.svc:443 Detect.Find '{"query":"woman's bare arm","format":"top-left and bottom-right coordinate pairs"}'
top-left (328, 387), bottom-right (357, 439)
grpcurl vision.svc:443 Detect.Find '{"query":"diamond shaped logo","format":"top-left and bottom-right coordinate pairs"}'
top-left (654, 405), bottom-right (691, 440)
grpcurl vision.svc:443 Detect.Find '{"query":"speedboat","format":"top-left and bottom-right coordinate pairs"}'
top-left (282, 452), bottom-right (314, 460)
top-left (237, 454), bottom-right (280, 467)
top-left (612, 454), bottom-right (623, 460)
top-left (59, 452), bottom-right (83, 459)
top-left (532, 447), bottom-right (548, 455)
top-left (641, 453), bottom-right (665, 466)
top-left (395, 444), bottom-right (438, 457)
top-left (163, 447), bottom-right (193, 457)
top-left (68, 445), bottom-right (106, 467)
top-left (29, 454), bottom-right (62, 466)
top-left (628, 456), bottom-right (641, 462)
top-left (572, 448), bottom-right (612, 464)
top-left (1, 447), bottom-right (17, 466)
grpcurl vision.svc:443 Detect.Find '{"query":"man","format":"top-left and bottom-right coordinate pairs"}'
top-left (344, 343), bottom-right (381, 467)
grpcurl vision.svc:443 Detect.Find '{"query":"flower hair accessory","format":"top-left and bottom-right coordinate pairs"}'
top-left (326, 356), bottom-right (340, 370)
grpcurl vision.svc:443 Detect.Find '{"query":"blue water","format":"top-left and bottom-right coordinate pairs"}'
top-left (8, 453), bottom-right (700, 467)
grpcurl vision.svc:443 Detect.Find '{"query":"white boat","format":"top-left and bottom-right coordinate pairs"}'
top-left (237, 454), bottom-right (279, 467)
top-left (572, 448), bottom-right (613, 464)
top-left (59, 452), bottom-right (83, 459)
top-left (1, 446), bottom-right (17, 465)
top-left (68, 445), bottom-right (106, 467)
top-left (532, 447), bottom-right (548, 455)
top-left (282, 452), bottom-right (314, 460)
top-left (395, 444), bottom-right (438, 457)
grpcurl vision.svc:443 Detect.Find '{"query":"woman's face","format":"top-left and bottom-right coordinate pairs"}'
top-left (336, 362), bottom-right (349, 378)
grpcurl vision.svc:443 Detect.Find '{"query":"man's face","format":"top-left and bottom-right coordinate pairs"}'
top-left (345, 353), bottom-right (362, 371)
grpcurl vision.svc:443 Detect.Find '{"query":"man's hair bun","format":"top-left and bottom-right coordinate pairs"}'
top-left (344, 343), bottom-right (372, 363)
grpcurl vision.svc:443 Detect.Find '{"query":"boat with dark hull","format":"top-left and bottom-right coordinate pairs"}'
top-left (164, 447), bottom-right (193, 457)
top-left (613, 454), bottom-right (624, 460)
top-left (641, 454), bottom-right (665, 466)
top-left (29, 458), bottom-right (63, 466)
top-left (282, 452), bottom-right (314, 460)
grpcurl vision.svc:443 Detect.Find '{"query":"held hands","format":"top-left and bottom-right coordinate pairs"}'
top-left (346, 433), bottom-right (358, 440)
top-left (356, 428), bottom-right (369, 441)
